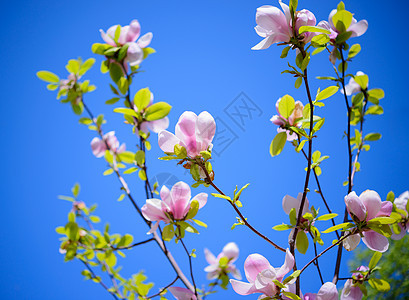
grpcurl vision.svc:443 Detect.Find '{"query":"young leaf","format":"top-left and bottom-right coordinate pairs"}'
top-left (37, 71), bottom-right (60, 83)
top-left (368, 251), bottom-right (382, 269)
top-left (316, 213), bottom-right (338, 221)
top-left (270, 132), bottom-right (287, 157)
top-left (278, 95), bottom-right (295, 119)
top-left (296, 230), bottom-right (309, 254)
top-left (316, 86), bottom-right (339, 101)
top-left (144, 102), bottom-right (172, 121)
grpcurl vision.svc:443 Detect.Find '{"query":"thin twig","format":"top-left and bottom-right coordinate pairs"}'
top-left (147, 276), bottom-right (180, 299)
top-left (180, 238), bottom-right (198, 299)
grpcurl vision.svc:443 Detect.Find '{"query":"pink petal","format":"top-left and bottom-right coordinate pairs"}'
top-left (344, 191), bottom-right (367, 221)
top-left (252, 35), bottom-right (275, 50)
top-left (176, 111), bottom-right (197, 137)
top-left (195, 111), bottom-right (216, 151)
top-left (137, 32), bottom-right (153, 48)
top-left (222, 242), bottom-right (239, 262)
top-left (316, 282), bottom-right (338, 300)
top-left (375, 201), bottom-right (392, 217)
top-left (244, 254), bottom-right (271, 282)
top-left (168, 287), bottom-right (196, 300)
top-left (342, 233), bottom-right (361, 251)
top-left (204, 248), bottom-right (217, 265)
top-left (191, 192), bottom-right (208, 209)
top-left (141, 198), bottom-right (168, 222)
top-left (148, 117), bottom-right (169, 133)
top-left (170, 181), bottom-right (191, 220)
top-left (230, 279), bottom-right (255, 295)
top-left (100, 26), bottom-right (117, 46)
top-left (341, 280), bottom-right (362, 300)
top-left (91, 137), bottom-right (106, 158)
top-left (362, 231), bottom-right (389, 252)
top-left (158, 130), bottom-right (180, 153)
top-left (278, 1), bottom-right (291, 24)
top-left (126, 42), bottom-right (143, 66)
top-left (276, 249), bottom-right (294, 282)
top-left (255, 5), bottom-right (288, 36)
top-left (229, 265), bottom-right (242, 280)
top-left (360, 190), bottom-right (381, 220)
top-left (126, 20), bottom-right (141, 43)
top-left (349, 20), bottom-right (368, 37)
top-left (391, 224), bottom-right (406, 241)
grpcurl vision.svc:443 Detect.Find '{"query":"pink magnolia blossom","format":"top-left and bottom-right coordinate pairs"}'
top-left (141, 181), bottom-right (207, 230)
top-left (341, 266), bottom-right (368, 300)
top-left (340, 71), bottom-right (366, 96)
top-left (252, 1), bottom-right (316, 50)
top-left (168, 287), bottom-right (196, 300)
top-left (158, 111), bottom-right (216, 158)
top-left (343, 190), bottom-right (393, 252)
top-left (204, 242), bottom-right (242, 280)
top-left (271, 98), bottom-right (304, 141)
top-left (138, 91), bottom-right (169, 134)
top-left (91, 131), bottom-right (126, 158)
top-left (317, 9), bottom-right (368, 41)
top-left (230, 249), bottom-right (294, 298)
top-left (304, 282), bottom-right (339, 300)
top-left (391, 191), bottom-right (409, 240)
top-left (100, 20), bottom-right (153, 66)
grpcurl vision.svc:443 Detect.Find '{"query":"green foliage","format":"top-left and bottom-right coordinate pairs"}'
top-left (270, 132), bottom-right (287, 157)
top-left (350, 236), bottom-right (409, 299)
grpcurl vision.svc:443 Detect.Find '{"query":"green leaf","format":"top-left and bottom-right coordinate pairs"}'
top-left (316, 213), bottom-right (338, 221)
top-left (368, 88), bottom-right (385, 100)
top-left (322, 222), bottom-right (350, 233)
top-left (105, 97), bottom-right (120, 105)
top-left (192, 219), bottom-right (207, 228)
top-left (365, 105), bottom-right (384, 115)
top-left (272, 224), bottom-right (293, 231)
top-left (118, 44), bottom-right (130, 61)
top-left (103, 168), bottom-right (114, 176)
top-left (364, 133), bottom-right (381, 141)
top-left (58, 195), bottom-right (75, 202)
top-left (186, 200), bottom-right (199, 220)
top-left (92, 43), bottom-right (111, 55)
top-left (316, 86), bottom-right (339, 101)
top-left (79, 58), bottom-right (95, 76)
top-left (211, 193), bottom-right (231, 201)
top-left (270, 132), bottom-right (287, 157)
top-left (295, 77), bottom-right (302, 89)
top-left (311, 34), bottom-right (330, 45)
top-left (289, 0), bottom-right (298, 12)
top-left (66, 59), bottom-right (80, 74)
top-left (134, 88), bottom-right (151, 111)
top-left (117, 151), bottom-right (135, 164)
top-left (138, 169), bottom-right (147, 181)
top-left (282, 291), bottom-right (301, 300)
top-left (123, 167), bottom-right (138, 174)
top-left (144, 102), bottom-right (172, 121)
top-left (354, 74), bottom-right (369, 90)
top-left (117, 77), bottom-right (129, 95)
top-left (142, 47), bottom-right (156, 59)
top-left (89, 215), bottom-right (101, 223)
top-left (332, 10), bottom-right (353, 32)
top-left (296, 230), bottom-right (309, 254)
top-left (301, 53), bottom-right (310, 71)
top-left (135, 150), bottom-right (145, 166)
top-left (117, 194), bottom-right (125, 202)
top-left (299, 26), bottom-right (331, 35)
top-left (273, 279), bottom-right (286, 289)
top-left (367, 217), bottom-right (396, 225)
top-left (283, 270), bottom-right (301, 284)
top-left (233, 183), bottom-right (250, 202)
top-left (281, 46), bottom-right (291, 58)
top-left (278, 95), bottom-right (295, 119)
top-left (113, 107), bottom-right (138, 118)
top-left (109, 63), bottom-right (124, 83)
top-left (348, 44), bottom-right (361, 58)
top-left (289, 208), bottom-right (297, 226)
top-left (71, 183), bottom-right (80, 198)
top-left (313, 118), bottom-right (325, 132)
top-left (37, 71), bottom-right (60, 83)
top-left (162, 224), bottom-right (175, 241)
top-left (368, 278), bottom-right (391, 292)
top-left (369, 251), bottom-right (382, 269)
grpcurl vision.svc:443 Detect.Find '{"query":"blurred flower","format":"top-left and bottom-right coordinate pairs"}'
top-left (343, 190), bottom-right (392, 252)
top-left (252, 1), bottom-right (316, 50)
top-left (340, 71), bottom-right (366, 96)
top-left (100, 20), bottom-right (153, 66)
top-left (204, 242), bottom-right (241, 280)
top-left (391, 191), bottom-right (409, 240)
top-left (230, 249), bottom-right (294, 298)
top-left (91, 131), bottom-right (126, 158)
top-left (168, 287), bottom-right (196, 300)
top-left (341, 266), bottom-right (369, 300)
top-left (158, 111), bottom-right (216, 158)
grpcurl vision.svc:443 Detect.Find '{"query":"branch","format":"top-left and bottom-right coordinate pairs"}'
top-left (147, 276), bottom-right (180, 299)
top-left (198, 162), bottom-right (286, 252)
top-left (180, 238), bottom-right (198, 299)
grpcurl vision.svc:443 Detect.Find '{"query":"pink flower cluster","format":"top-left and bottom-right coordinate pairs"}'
top-left (343, 190), bottom-right (392, 252)
top-left (100, 20), bottom-right (152, 66)
top-left (270, 98), bottom-right (304, 141)
top-left (91, 131), bottom-right (125, 158)
top-left (204, 242), bottom-right (241, 280)
top-left (340, 266), bottom-right (369, 300)
top-left (158, 111), bottom-right (216, 158)
top-left (252, 1), bottom-right (316, 50)
top-left (141, 181), bottom-right (207, 232)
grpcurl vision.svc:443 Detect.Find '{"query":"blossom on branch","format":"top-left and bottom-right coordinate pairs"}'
top-left (391, 191), bottom-right (409, 240)
top-left (168, 287), bottom-right (197, 300)
top-left (343, 190), bottom-right (392, 252)
top-left (91, 131), bottom-right (126, 158)
top-left (340, 266), bottom-right (369, 300)
top-left (204, 242), bottom-right (242, 281)
top-left (252, 1), bottom-right (316, 50)
top-left (100, 20), bottom-right (153, 66)
top-left (341, 71), bottom-right (367, 96)
top-left (304, 282), bottom-right (339, 300)
top-left (270, 97), bottom-right (304, 141)
top-left (230, 249), bottom-right (295, 298)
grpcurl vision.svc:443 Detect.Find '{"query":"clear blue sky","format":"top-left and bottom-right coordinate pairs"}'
top-left (1, 0), bottom-right (408, 299)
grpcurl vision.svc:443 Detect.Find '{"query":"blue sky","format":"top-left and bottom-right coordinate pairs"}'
top-left (1, 0), bottom-right (408, 299)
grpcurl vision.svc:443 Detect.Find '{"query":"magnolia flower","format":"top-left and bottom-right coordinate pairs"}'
top-left (341, 71), bottom-right (366, 96)
top-left (343, 190), bottom-right (393, 252)
top-left (252, 1), bottom-right (316, 50)
top-left (391, 191), bottom-right (409, 240)
top-left (204, 242), bottom-right (242, 280)
top-left (168, 287), bottom-right (196, 300)
top-left (91, 131), bottom-right (126, 158)
top-left (304, 282), bottom-right (339, 300)
top-left (282, 193), bottom-right (310, 216)
top-left (317, 9), bottom-right (368, 41)
top-left (341, 266), bottom-right (368, 300)
top-left (100, 20), bottom-right (153, 66)
top-left (230, 249), bottom-right (294, 298)
top-left (139, 92), bottom-right (169, 134)
top-left (158, 111), bottom-right (216, 158)
top-left (270, 98), bottom-right (304, 141)
top-left (60, 73), bottom-right (78, 91)
top-left (141, 181), bottom-right (207, 231)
